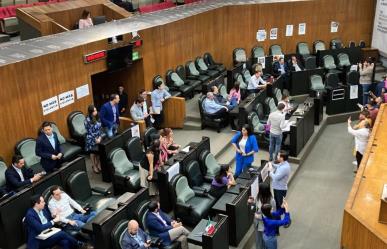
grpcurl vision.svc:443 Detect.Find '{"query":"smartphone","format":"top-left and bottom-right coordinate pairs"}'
top-left (40, 171), bottom-right (47, 176)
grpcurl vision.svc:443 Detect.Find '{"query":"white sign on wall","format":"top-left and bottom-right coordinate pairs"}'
top-left (298, 23), bottom-right (306, 35)
top-left (41, 96), bottom-right (59, 115)
top-left (256, 29), bottom-right (266, 42)
top-left (286, 25), bottom-right (293, 36)
top-left (58, 90), bottom-right (75, 108)
top-left (331, 21), bottom-right (339, 33)
top-left (372, 0), bottom-right (387, 56)
top-left (76, 84), bottom-right (90, 99)
top-left (270, 28), bottom-right (278, 40)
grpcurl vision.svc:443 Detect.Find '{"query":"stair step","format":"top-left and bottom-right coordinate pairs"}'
top-left (183, 120), bottom-right (202, 130)
top-left (185, 115), bottom-right (202, 122)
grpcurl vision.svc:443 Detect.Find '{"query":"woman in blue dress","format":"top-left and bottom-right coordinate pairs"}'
top-left (84, 104), bottom-right (102, 174)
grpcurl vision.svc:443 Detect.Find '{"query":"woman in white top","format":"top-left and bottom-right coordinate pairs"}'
top-left (79, 10), bottom-right (93, 29)
top-left (347, 117), bottom-right (370, 169)
top-left (278, 94), bottom-right (292, 114)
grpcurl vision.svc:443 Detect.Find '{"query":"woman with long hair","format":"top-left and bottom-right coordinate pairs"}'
top-left (248, 183), bottom-right (277, 249)
top-left (79, 10), bottom-right (93, 29)
top-left (160, 128), bottom-right (180, 157)
top-left (261, 200), bottom-right (291, 249)
top-left (228, 81), bottom-right (241, 104)
top-left (145, 139), bottom-right (167, 196)
top-left (209, 164), bottom-right (236, 199)
top-left (84, 104), bottom-right (102, 173)
top-left (231, 124), bottom-right (259, 177)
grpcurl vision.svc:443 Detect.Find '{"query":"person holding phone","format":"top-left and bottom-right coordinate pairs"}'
top-left (121, 220), bottom-right (157, 249)
top-left (348, 117), bottom-right (370, 169)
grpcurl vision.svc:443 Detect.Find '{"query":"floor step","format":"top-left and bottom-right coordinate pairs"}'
top-left (185, 115), bottom-right (202, 122)
top-left (183, 120), bottom-right (202, 130)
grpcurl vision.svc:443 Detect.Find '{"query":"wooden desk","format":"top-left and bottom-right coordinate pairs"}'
top-left (161, 96), bottom-right (186, 129)
top-left (362, 47), bottom-right (380, 62)
top-left (341, 104), bottom-right (387, 249)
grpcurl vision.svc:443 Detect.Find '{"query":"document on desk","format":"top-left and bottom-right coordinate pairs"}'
top-left (261, 163), bottom-right (269, 182)
top-left (181, 146), bottom-right (190, 153)
top-left (167, 162), bottom-right (180, 182)
top-left (36, 227), bottom-right (61, 240)
top-left (282, 120), bottom-right (296, 132)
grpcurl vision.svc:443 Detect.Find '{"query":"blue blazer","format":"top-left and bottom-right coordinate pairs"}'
top-left (145, 211), bottom-right (173, 245)
top-left (273, 61), bottom-right (289, 77)
top-left (25, 207), bottom-right (54, 249)
top-left (100, 102), bottom-right (120, 128)
top-left (35, 132), bottom-right (62, 172)
top-left (121, 228), bottom-right (153, 249)
top-left (5, 165), bottom-right (34, 191)
top-left (231, 132), bottom-right (259, 165)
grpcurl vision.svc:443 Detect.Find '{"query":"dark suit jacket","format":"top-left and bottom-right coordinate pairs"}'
top-left (100, 101), bottom-right (120, 128)
top-left (35, 132), bottom-right (62, 172)
top-left (25, 207), bottom-right (53, 249)
top-left (273, 61), bottom-right (289, 77)
top-left (289, 61), bottom-right (304, 71)
top-left (5, 165), bottom-right (34, 191)
top-left (146, 211), bottom-right (173, 245)
top-left (119, 92), bottom-right (128, 113)
top-left (121, 228), bottom-right (155, 249)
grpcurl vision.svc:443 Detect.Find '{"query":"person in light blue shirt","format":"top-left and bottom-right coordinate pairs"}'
top-left (203, 92), bottom-right (228, 118)
top-left (268, 150), bottom-right (290, 211)
top-left (151, 81), bottom-right (171, 129)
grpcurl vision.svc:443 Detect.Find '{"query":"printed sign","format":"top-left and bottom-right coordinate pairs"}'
top-left (331, 21), bottom-right (339, 33)
top-left (286, 25), bottom-right (293, 36)
top-left (41, 96), bottom-right (59, 115)
top-left (298, 23), bottom-right (306, 35)
top-left (58, 90), bottom-right (75, 108)
top-left (270, 28), bottom-right (278, 40)
top-left (76, 84), bottom-right (90, 99)
top-left (256, 29), bottom-right (266, 42)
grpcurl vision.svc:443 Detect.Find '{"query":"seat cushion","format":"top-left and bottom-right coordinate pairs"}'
top-left (85, 196), bottom-right (115, 212)
top-left (206, 70), bottom-right (219, 77)
top-left (61, 142), bottom-right (82, 161)
top-left (198, 74), bottom-right (210, 82)
top-left (186, 79), bottom-right (201, 88)
top-left (178, 84), bottom-right (193, 94)
top-left (126, 169), bottom-right (141, 189)
top-left (175, 177), bottom-right (195, 203)
top-left (186, 196), bottom-right (214, 219)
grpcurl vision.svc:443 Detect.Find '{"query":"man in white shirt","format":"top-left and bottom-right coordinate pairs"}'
top-left (48, 186), bottom-right (96, 230)
top-left (248, 70), bottom-right (267, 93)
top-left (347, 117), bottom-right (370, 170)
top-left (267, 103), bottom-right (287, 161)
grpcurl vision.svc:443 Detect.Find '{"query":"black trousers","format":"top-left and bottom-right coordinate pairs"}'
top-left (356, 151), bottom-right (363, 169)
top-left (153, 110), bottom-right (164, 129)
top-left (210, 108), bottom-right (228, 119)
top-left (274, 189), bottom-right (287, 211)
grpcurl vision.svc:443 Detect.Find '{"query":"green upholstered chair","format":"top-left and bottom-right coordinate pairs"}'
top-left (252, 46), bottom-right (265, 60)
top-left (310, 74), bottom-right (325, 92)
top-left (165, 69), bottom-right (194, 98)
top-left (233, 48), bottom-right (247, 66)
top-left (203, 52), bottom-right (226, 74)
top-left (185, 61), bottom-right (211, 84)
top-left (153, 75), bottom-right (181, 97)
top-left (15, 138), bottom-right (43, 173)
top-left (195, 57), bottom-right (219, 79)
top-left (269, 44), bottom-right (283, 56)
top-left (175, 64), bottom-right (202, 90)
top-left (67, 111), bottom-right (86, 147)
top-left (313, 40), bottom-right (326, 53)
top-left (51, 123), bottom-right (82, 162)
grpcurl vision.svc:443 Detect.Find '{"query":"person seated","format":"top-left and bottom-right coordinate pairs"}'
top-left (273, 58), bottom-right (289, 77)
top-left (25, 195), bottom-right (91, 249)
top-left (5, 155), bottom-right (42, 192)
top-left (48, 186), bottom-right (96, 231)
top-left (79, 10), bottom-right (93, 29)
top-left (130, 96), bottom-right (152, 127)
top-left (209, 164), bottom-right (236, 199)
top-left (369, 91), bottom-right (384, 109)
top-left (247, 70), bottom-right (268, 93)
top-left (228, 82), bottom-right (241, 104)
top-left (202, 92), bottom-right (229, 118)
top-left (121, 220), bottom-right (157, 249)
top-left (289, 55), bottom-right (304, 72)
top-left (375, 74), bottom-right (387, 97)
top-left (278, 93), bottom-right (293, 114)
top-left (160, 128), bottom-right (180, 157)
top-left (146, 201), bottom-right (189, 249)
top-left (211, 85), bottom-right (237, 110)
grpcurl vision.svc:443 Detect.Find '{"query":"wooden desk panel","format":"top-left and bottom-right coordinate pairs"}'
top-left (341, 104), bottom-right (387, 249)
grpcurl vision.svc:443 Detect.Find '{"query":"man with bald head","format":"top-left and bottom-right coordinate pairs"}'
top-left (121, 220), bottom-right (156, 249)
top-left (203, 92), bottom-right (229, 119)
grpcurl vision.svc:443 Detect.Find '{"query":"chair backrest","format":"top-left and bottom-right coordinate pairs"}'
top-left (203, 52), bottom-right (215, 66)
top-left (170, 71), bottom-right (185, 87)
top-left (67, 111), bottom-right (86, 139)
top-left (233, 48), bottom-right (247, 64)
top-left (323, 55), bottom-right (336, 69)
top-left (252, 46), bottom-right (265, 58)
top-left (198, 95), bottom-right (206, 117)
top-left (185, 160), bottom-right (204, 188)
top-left (219, 84), bottom-right (228, 99)
top-left (326, 73), bottom-right (340, 88)
top-left (310, 74), bottom-right (325, 90)
top-left (125, 137), bottom-right (144, 163)
top-left (110, 148), bottom-right (134, 176)
top-left (269, 44), bottom-right (283, 56)
top-left (93, 16), bottom-right (106, 25)
top-left (234, 73), bottom-right (247, 89)
top-left (187, 61), bottom-right (200, 76)
top-left (176, 65), bottom-right (187, 80)
top-left (330, 38), bottom-right (342, 49)
top-left (0, 159), bottom-right (7, 187)
top-left (265, 97), bottom-right (276, 113)
top-left (15, 138), bottom-right (41, 168)
top-left (174, 175), bottom-right (195, 203)
top-left (144, 127), bottom-right (158, 149)
top-left (348, 41), bottom-right (356, 48)
top-left (359, 40), bottom-right (366, 48)
top-left (338, 53), bottom-right (351, 67)
top-left (241, 69), bottom-right (252, 84)
top-left (297, 42), bottom-right (310, 55)
top-left (111, 219), bottom-right (128, 249)
top-left (152, 75), bottom-right (165, 89)
top-left (67, 170), bottom-right (92, 202)
top-left (51, 123), bottom-right (66, 144)
top-left (274, 88), bottom-right (282, 102)
top-left (347, 71), bottom-right (360, 85)
top-left (196, 57), bottom-right (208, 71)
top-left (313, 40), bottom-right (326, 53)
top-left (304, 56), bottom-right (316, 70)
top-left (203, 152), bottom-right (220, 177)
top-left (255, 103), bottom-right (265, 121)
top-left (248, 112), bottom-right (265, 134)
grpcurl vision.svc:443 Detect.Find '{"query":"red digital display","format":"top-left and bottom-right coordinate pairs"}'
top-left (134, 40), bottom-right (143, 47)
top-left (83, 50), bottom-right (107, 64)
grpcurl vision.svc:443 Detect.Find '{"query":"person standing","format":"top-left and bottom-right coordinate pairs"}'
top-left (261, 200), bottom-right (291, 249)
top-left (151, 81), bottom-right (171, 129)
top-left (5, 155), bottom-right (42, 192)
top-left (231, 124), bottom-right (259, 177)
top-left (84, 104), bottom-right (102, 174)
top-left (359, 60), bottom-right (375, 105)
top-left (118, 85), bottom-right (128, 115)
top-left (145, 139), bottom-right (167, 196)
top-left (348, 117), bottom-right (370, 169)
top-left (267, 103), bottom-right (287, 161)
top-left (100, 94), bottom-right (120, 138)
top-left (268, 151), bottom-right (291, 211)
top-left (248, 182), bottom-right (276, 249)
top-left (36, 122), bottom-right (63, 173)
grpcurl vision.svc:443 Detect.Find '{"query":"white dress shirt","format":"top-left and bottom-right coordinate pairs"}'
top-left (348, 126), bottom-right (370, 155)
top-left (48, 192), bottom-right (83, 223)
top-left (248, 75), bottom-right (266, 90)
top-left (12, 165), bottom-right (25, 182)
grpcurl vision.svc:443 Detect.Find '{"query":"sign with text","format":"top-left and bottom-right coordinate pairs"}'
top-left (41, 96), bottom-right (59, 115)
top-left (58, 90), bottom-right (75, 108)
top-left (372, 0), bottom-right (387, 56)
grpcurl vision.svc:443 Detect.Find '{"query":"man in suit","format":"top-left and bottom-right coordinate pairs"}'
top-left (5, 155), bottom-right (42, 191)
top-left (118, 85), bottom-right (129, 115)
top-left (273, 57), bottom-right (289, 77)
top-left (145, 201), bottom-right (189, 249)
top-left (100, 94), bottom-right (120, 138)
top-left (289, 55), bottom-right (304, 72)
top-left (121, 220), bottom-right (156, 249)
top-left (25, 195), bottom-right (91, 249)
top-left (35, 121), bottom-right (63, 173)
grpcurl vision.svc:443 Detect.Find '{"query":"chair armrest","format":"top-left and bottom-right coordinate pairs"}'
top-left (195, 190), bottom-right (210, 198)
top-left (175, 202), bottom-right (192, 217)
top-left (91, 186), bottom-right (112, 196)
top-left (204, 175), bottom-right (213, 182)
top-left (187, 75), bottom-right (199, 80)
top-left (192, 186), bottom-right (206, 195)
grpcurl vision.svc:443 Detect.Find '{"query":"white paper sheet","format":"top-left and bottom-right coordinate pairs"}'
top-left (58, 90), bottom-right (75, 108)
top-left (350, 85), bottom-right (359, 99)
top-left (167, 162), bottom-right (180, 182)
top-left (256, 29), bottom-right (266, 42)
top-left (41, 96), bottom-right (59, 115)
top-left (270, 28), bottom-right (278, 40)
top-left (298, 23), bottom-right (306, 35)
top-left (285, 25), bottom-right (293, 36)
top-left (131, 124), bottom-right (140, 138)
top-left (76, 84), bottom-right (89, 99)
top-left (331, 21), bottom-right (339, 33)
